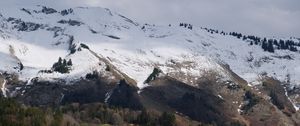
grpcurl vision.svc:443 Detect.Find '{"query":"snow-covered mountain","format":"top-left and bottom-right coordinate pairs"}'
top-left (1, 5), bottom-right (300, 88)
top-left (1, 3), bottom-right (300, 125)
top-left (0, 5), bottom-right (224, 87)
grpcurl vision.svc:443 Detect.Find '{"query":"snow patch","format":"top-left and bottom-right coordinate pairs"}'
top-left (1, 79), bottom-right (7, 97)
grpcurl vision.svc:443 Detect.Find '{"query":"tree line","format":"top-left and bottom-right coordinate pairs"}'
top-left (200, 26), bottom-right (299, 53)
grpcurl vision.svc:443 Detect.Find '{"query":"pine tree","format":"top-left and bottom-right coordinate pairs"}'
top-left (159, 112), bottom-right (175, 126)
top-left (58, 57), bottom-right (62, 65)
top-left (268, 41), bottom-right (274, 53)
top-left (290, 46), bottom-right (298, 52)
top-left (63, 59), bottom-right (67, 66)
top-left (67, 59), bottom-right (72, 66)
top-left (274, 39), bottom-right (278, 46)
top-left (279, 40), bottom-right (285, 49)
top-left (243, 36), bottom-right (247, 41)
top-left (262, 41), bottom-right (268, 51)
top-left (137, 109), bottom-right (150, 125)
top-left (263, 38), bottom-right (267, 43)
top-left (238, 33), bottom-right (242, 39)
top-left (52, 57), bottom-right (70, 73)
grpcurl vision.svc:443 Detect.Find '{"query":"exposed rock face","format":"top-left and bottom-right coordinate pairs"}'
top-left (11, 74), bottom-right (141, 109)
top-left (141, 76), bottom-right (231, 125)
top-left (9, 74), bottom-right (112, 106)
top-left (7, 18), bottom-right (43, 32)
top-left (2, 66), bottom-right (300, 125)
top-left (60, 8), bottom-right (73, 16)
top-left (106, 79), bottom-right (143, 110)
top-left (138, 66), bottom-right (299, 125)
top-left (40, 6), bottom-right (57, 14)
top-left (57, 19), bottom-right (83, 26)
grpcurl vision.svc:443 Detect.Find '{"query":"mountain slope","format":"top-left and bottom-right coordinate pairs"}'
top-left (1, 5), bottom-right (300, 88)
top-left (0, 3), bottom-right (300, 125)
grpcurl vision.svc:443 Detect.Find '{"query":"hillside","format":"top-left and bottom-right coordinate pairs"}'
top-left (1, 3), bottom-right (300, 126)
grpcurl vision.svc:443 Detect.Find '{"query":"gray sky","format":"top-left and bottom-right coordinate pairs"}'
top-left (4, 0), bottom-right (300, 37)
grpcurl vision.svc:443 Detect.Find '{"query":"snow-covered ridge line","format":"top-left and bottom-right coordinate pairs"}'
top-left (0, 4), bottom-right (300, 90)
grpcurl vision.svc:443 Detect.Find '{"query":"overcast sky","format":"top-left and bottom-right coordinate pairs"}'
top-left (4, 0), bottom-right (300, 37)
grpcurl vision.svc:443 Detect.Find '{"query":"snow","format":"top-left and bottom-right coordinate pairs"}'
top-left (0, 3), bottom-right (300, 91)
top-left (0, 3), bottom-right (226, 88)
top-left (1, 79), bottom-right (7, 97)
top-left (26, 77), bottom-right (34, 85)
top-left (217, 94), bottom-right (224, 100)
top-left (237, 103), bottom-right (244, 114)
top-left (105, 91), bottom-right (112, 103)
top-left (284, 86), bottom-right (299, 111)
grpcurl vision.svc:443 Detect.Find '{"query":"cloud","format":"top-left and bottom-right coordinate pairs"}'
top-left (2, 0), bottom-right (300, 37)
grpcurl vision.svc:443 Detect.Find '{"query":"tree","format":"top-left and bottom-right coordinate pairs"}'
top-left (279, 39), bottom-right (285, 49)
top-left (85, 71), bottom-right (99, 80)
top-left (52, 57), bottom-right (71, 73)
top-left (58, 57), bottom-right (62, 65)
top-left (267, 40), bottom-right (274, 53)
top-left (67, 59), bottom-right (72, 66)
top-left (137, 109), bottom-right (151, 125)
top-left (184, 23), bottom-right (187, 28)
top-left (19, 62), bottom-right (24, 71)
top-left (250, 41), bottom-right (253, 45)
top-left (262, 41), bottom-right (268, 51)
top-left (262, 38), bottom-right (267, 43)
top-left (159, 112), bottom-right (176, 126)
top-left (63, 59), bottom-right (67, 66)
top-left (290, 46), bottom-right (298, 52)
top-left (237, 33), bottom-right (242, 39)
top-left (51, 109), bottom-right (63, 126)
top-left (273, 39), bottom-right (278, 46)
top-left (243, 36), bottom-right (247, 41)
top-left (111, 113), bottom-right (123, 125)
top-left (144, 68), bottom-right (162, 83)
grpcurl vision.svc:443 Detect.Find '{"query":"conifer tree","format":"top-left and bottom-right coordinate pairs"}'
top-left (262, 41), bottom-right (268, 51)
top-left (58, 57), bottom-right (62, 65)
top-left (268, 41), bottom-right (274, 53)
top-left (63, 59), bottom-right (67, 66)
top-left (67, 59), bottom-right (73, 66)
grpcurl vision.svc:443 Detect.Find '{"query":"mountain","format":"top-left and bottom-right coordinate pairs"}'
top-left (1, 4), bottom-right (300, 126)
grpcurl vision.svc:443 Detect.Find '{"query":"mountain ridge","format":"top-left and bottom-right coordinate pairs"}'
top-left (1, 4), bottom-right (300, 125)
